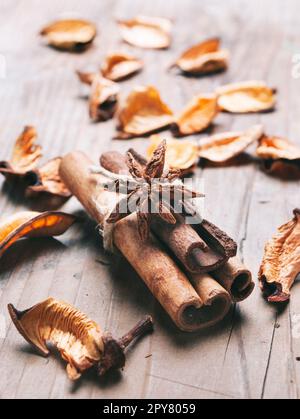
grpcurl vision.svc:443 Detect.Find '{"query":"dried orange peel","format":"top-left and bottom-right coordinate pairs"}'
top-left (101, 53), bottom-right (143, 81)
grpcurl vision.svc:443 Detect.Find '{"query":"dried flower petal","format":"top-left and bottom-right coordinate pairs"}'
top-left (117, 86), bottom-right (174, 138)
top-left (117, 16), bottom-right (172, 49)
top-left (0, 211), bottom-right (76, 258)
top-left (101, 53), bottom-right (143, 81)
top-left (89, 76), bottom-right (120, 122)
top-left (259, 209), bottom-right (300, 303)
top-left (76, 70), bottom-right (97, 85)
top-left (173, 38), bottom-right (229, 75)
top-left (40, 19), bottom-right (97, 51)
top-left (198, 124), bottom-right (264, 162)
top-left (0, 126), bottom-right (42, 179)
top-left (173, 94), bottom-right (218, 136)
top-left (147, 135), bottom-right (198, 174)
top-left (25, 158), bottom-right (71, 198)
top-left (216, 81), bottom-right (276, 113)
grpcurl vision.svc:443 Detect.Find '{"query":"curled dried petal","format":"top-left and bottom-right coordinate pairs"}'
top-left (89, 76), bottom-right (120, 122)
top-left (117, 86), bottom-right (174, 138)
top-left (173, 94), bottom-right (218, 136)
top-left (259, 209), bottom-right (300, 302)
top-left (76, 70), bottom-right (97, 85)
top-left (216, 81), bottom-right (276, 113)
top-left (117, 16), bottom-right (172, 49)
top-left (101, 53), bottom-right (143, 81)
top-left (0, 211), bottom-right (76, 258)
top-left (173, 38), bottom-right (229, 75)
top-left (198, 124), bottom-right (264, 162)
top-left (40, 19), bottom-right (97, 51)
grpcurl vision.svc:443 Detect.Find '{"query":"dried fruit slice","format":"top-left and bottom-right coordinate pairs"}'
top-left (117, 86), bottom-right (174, 138)
top-left (0, 126), bottom-right (42, 179)
top-left (117, 16), bottom-right (172, 49)
top-left (173, 94), bottom-right (218, 136)
top-left (147, 135), bottom-right (198, 174)
top-left (25, 158), bottom-right (71, 198)
top-left (259, 209), bottom-right (300, 303)
top-left (89, 76), bottom-right (120, 122)
top-left (216, 81), bottom-right (276, 113)
top-left (0, 211), bottom-right (76, 258)
top-left (173, 38), bottom-right (229, 75)
top-left (40, 19), bottom-right (97, 51)
top-left (8, 298), bottom-right (153, 380)
top-left (101, 53), bottom-right (143, 81)
top-left (198, 124), bottom-right (264, 162)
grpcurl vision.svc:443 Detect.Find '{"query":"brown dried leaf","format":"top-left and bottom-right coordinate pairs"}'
top-left (25, 157), bottom-right (72, 198)
top-left (198, 124), bottom-right (264, 163)
top-left (117, 16), bottom-right (172, 49)
top-left (0, 211), bottom-right (76, 258)
top-left (216, 81), bottom-right (276, 113)
top-left (259, 209), bottom-right (300, 303)
top-left (147, 135), bottom-right (198, 174)
top-left (8, 298), bottom-right (104, 380)
top-left (117, 86), bottom-right (174, 138)
top-left (174, 38), bottom-right (229, 74)
top-left (89, 76), bottom-right (120, 122)
top-left (173, 94), bottom-right (218, 136)
top-left (101, 53), bottom-right (143, 81)
top-left (40, 19), bottom-right (97, 51)
top-left (0, 126), bottom-right (42, 178)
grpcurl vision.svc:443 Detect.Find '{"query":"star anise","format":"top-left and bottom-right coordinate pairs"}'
top-left (104, 140), bottom-right (203, 240)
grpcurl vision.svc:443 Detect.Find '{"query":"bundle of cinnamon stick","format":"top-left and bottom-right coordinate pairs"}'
top-left (60, 149), bottom-right (254, 332)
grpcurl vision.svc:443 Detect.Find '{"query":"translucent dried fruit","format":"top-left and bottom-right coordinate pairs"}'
top-left (101, 53), bottom-right (143, 81)
top-left (117, 16), bottom-right (172, 49)
top-left (89, 76), bottom-right (120, 122)
top-left (8, 298), bottom-right (153, 380)
top-left (216, 81), bottom-right (276, 113)
top-left (259, 209), bottom-right (300, 303)
top-left (40, 19), bottom-right (97, 51)
top-left (117, 86), bottom-right (174, 138)
top-left (198, 124), bottom-right (264, 162)
top-left (173, 38), bottom-right (229, 75)
top-left (0, 126), bottom-right (42, 179)
top-left (173, 94), bottom-right (218, 136)
top-left (0, 211), bottom-right (76, 258)
top-left (147, 135), bottom-right (198, 174)
top-left (25, 158), bottom-right (71, 198)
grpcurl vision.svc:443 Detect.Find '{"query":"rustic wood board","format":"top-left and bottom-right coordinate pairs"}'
top-left (0, 0), bottom-right (299, 399)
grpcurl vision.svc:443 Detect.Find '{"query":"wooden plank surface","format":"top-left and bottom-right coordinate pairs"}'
top-left (0, 0), bottom-right (299, 399)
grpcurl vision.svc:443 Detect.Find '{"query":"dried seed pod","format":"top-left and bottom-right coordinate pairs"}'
top-left (101, 53), bottom-right (143, 81)
top-left (116, 86), bottom-right (174, 138)
top-left (0, 126), bottom-right (42, 180)
top-left (0, 211), bottom-right (76, 258)
top-left (173, 38), bottom-right (229, 75)
top-left (216, 81), bottom-right (276, 113)
top-left (198, 124), bottom-right (264, 163)
top-left (172, 94), bottom-right (218, 136)
top-left (117, 16), bottom-right (172, 49)
top-left (259, 209), bottom-right (300, 303)
top-left (40, 19), bottom-right (97, 51)
top-left (89, 76), bottom-right (120, 122)
top-left (8, 298), bottom-right (153, 380)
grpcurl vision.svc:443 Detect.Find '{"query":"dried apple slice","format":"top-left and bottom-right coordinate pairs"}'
top-left (8, 298), bottom-right (153, 380)
top-left (101, 53), bottom-right (143, 81)
top-left (0, 211), bottom-right (76, 258)
top-left (89, 76), bottom-right (120, 122)
top-left (173, 38), bottom-right (229, 75)
top-left (216, 81), bottom-right (276, 113)
top-left (198, 124), bottom-right (264, 163)
top-left (40, 19), bottom-right (97, 51)
top-left (259, 209), bottom-right (300, 303)
top-left (173, 94), bottom-right (218, 136)
top-left (0, 126), bottom-right (42, 180)
top-left (117, 16), bottom-right (172, 49)
top-left (117, 86), bottom-right (174, 138)
top-left (25, 158), bottom-right (71, 198)
top-left (147, 135), bottom-right (198, 174)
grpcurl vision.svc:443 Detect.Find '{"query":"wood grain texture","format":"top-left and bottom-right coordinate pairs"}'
top-left (0, 0), bottom-right (299, 399)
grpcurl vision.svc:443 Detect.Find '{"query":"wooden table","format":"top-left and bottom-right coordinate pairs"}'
top-left (0, 0), bottom-right (299, 399)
